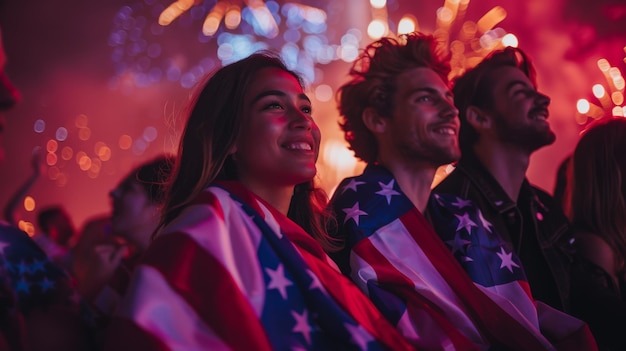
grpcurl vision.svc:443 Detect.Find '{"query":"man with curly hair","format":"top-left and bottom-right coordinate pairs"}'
top-left (329, 32), bottom-right (596, 350)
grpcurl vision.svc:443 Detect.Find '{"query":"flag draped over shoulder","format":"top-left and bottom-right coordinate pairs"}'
top-left (329, 165), bottom-right (596, 351)
top-left (0, 222), bottom-right (85, 350)
top-left (105, 181), bottom-right (413, 351)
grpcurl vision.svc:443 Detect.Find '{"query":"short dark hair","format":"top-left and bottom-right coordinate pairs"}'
top-left (337, 32), bottom-right (451, 163)
top-left (37, 206), bottom-right (70, 234)
top-left (452, 47), bottom-right (536, 154)
top-left (126, 155), bottom-right (174, 205)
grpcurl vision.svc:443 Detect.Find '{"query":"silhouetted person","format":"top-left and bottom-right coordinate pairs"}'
top-left (568, 118), bottom-right (626, 350)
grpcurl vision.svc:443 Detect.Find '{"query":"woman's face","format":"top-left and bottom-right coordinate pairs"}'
top-left (234, 67), bottom-right (321, 188)
top-left (109, 177), bottom-right (158, 241)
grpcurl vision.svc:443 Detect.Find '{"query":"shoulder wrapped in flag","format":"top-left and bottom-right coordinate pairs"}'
top-left (329, 165), bottom-right (597, 351)
top-left (105, 181), bottom-right (413, 351)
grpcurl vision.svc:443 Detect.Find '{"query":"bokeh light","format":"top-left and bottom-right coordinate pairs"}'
top-left (577, 99), bottom-right (590, 114)
top-left (314, 84), bottom-right (333, 102)
top-left (56, 127), bottom-right (68, 142)
top-left (23, 196), bottom-right (35, 212)
top-left (592, 84), bottom-right (606, 98)
top-left (397, 15), bottom-right (416, 35)
top-left (367, 19), bottom-right (387, 40)
top-left (119, 134), bottom-right (133, 150)
top-left (46, 139), bottom-right (58, 153)
top-left (576, 58), bottom-right (626, 125)
top-left (34, 119), bottom-right (46, 133)
top-left (18, 221), bottom-right (35, 237)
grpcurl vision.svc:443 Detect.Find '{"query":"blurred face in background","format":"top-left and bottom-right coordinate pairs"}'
top-left (109, 176), bottom-right (159, 245)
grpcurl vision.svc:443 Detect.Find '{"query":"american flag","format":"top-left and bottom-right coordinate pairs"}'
top-left (0, 223), bottom-right (80, 316)
top-left (106, 181), bottom-right (413, 351)
top-left (330, 165), bottom-right (596, 351)
top-left (0, 222), bottom-right (84, 350)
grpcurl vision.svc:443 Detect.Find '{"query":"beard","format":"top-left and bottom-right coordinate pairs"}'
top-left (492, 112), bottom-right (556, 153)
top-left (396, 135), bottom-right (461, 168)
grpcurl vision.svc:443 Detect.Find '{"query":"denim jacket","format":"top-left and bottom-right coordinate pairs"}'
top-left (433, 154), bottom-right (576, 313)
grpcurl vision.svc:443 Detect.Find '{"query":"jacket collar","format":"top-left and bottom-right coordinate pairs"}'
top-left (454, 153), bottom-right (542, 214)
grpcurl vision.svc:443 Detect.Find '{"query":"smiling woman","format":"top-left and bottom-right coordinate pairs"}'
top-left (104, 52), bottom-right (413, 351)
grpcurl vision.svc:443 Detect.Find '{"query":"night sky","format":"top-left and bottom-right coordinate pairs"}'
top-left (0, 0), bottom-right (624, 233)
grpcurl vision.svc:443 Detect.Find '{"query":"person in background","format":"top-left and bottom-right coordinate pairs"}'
top-left (553, 155), bottom-right (572, 214)
top-left (3, 148), bottom-right (43, 226)
top-left (105, 52), bottom-right (412, 350)
top-left (74, 156), bottom-right (172, 322)
top-left (434, 47), bottom-right (575, 314)
top-left (568, 117), bottom-right (626, 350)
top-left (0, 22), bottom-right (90, 351)
top-left (2, 146), bottom-right (77, 272)
top-left (329, 31), bottom-right (595, 350)
top-left (32, 205), bottom-right (77, 271)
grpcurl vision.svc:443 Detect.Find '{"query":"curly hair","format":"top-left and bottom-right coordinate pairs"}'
top-left (451, 47), bottom-right (537, 154)
top-left (337, 32), bottom-right (451, 163)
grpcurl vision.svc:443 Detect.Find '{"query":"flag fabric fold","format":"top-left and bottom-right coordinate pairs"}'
top-left (106, 181), bottom-right (413, 351)
top-left (330, 165), bottom-right (596, 351)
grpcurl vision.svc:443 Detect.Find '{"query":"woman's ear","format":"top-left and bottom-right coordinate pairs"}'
top-left (362, 107), bottom-right (387, 134)
top-left (465, 106), bottom-right (491, 131)
top-left (228, 145), bottom-right (238, 160)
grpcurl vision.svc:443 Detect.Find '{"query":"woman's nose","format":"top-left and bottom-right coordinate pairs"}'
top-left (290, 109), bottom-right (313, 130)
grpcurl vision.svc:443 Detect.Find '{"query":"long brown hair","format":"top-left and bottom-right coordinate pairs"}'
top-left (569, 117), bottom-right (626, 276)
top-left (159, 52), bottom-right (339, 251)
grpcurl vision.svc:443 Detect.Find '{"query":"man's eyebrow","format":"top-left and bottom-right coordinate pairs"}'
top-left (404, 87), bottom-right (452, 99)
top-left (251, 90), bottom-right (311, 104)
top-left (505, 80), bottom-right (532, 92)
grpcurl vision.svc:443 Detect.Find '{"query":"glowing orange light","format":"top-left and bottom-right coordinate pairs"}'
top-left (18, 221), bottom-right (35, 237)
top-left (597, 59), bottom-right (610, 72)
top-left (476, 6), bottom-right (507, 34)
top-left (78, 127), bottom-right (91, 141)
top-left (436, 7), bottom-right (454, 24)
top-left (46, 139), bottom-right (58, 153)
top-left (46, 152), bottom-right (58, 166)
top-left (23, 196), bottom-right (35, 212)
top-left (119, 135), bottom-right (132, 150)
top-left (75, 114), bottom-right (88, 128)
top-left (75, 151), bottom-right (87, 164)
top-left (61, 146), bottom-right (73, 161)
top-left (224, 6), bottom-right (241, 29)
top-left (78, 156), bottom-right (92, 171)
top-left (98, 146), bottom-right (112, 161)
top-left (612, 91), bottom-right (624, 106)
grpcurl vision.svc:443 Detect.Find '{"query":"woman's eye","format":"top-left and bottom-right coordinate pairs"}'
top-left (265, 102), bottom-right (283, 110)
top-left (416, 95), bottom-right (433, 103)
top-left (301, 106), bottom-right (312, 114)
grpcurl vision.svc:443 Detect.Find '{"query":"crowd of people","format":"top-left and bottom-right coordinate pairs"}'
top-left (1, 5), bottom-right (625, 351)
